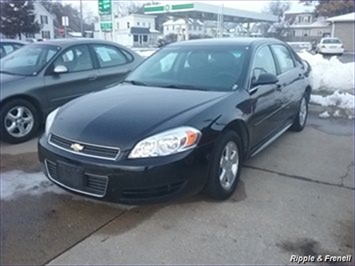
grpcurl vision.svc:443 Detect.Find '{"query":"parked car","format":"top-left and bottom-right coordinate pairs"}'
top-left (0, 39), bottom-right (27, 58)
top-left (38, 38), bottom-right (312, 204)
top-left (316, 37), bottom-right (344, 55)
top-left (287, 42), bottom-right (312, 52)
top-left (0, 39), bottom-right (143, 143)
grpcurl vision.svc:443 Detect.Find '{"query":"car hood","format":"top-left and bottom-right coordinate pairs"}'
top-left (51, 84), bottom-right (229, 151)
top-left (0, 73), bottom-right (27, 84)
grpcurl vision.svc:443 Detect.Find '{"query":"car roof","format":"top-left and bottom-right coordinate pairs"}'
top-left (37, 38), bottom-right (126, 48)
top-left (0, 39), bottom-right (28, 44)
top-left (168, 37), bottom-right (284, 48)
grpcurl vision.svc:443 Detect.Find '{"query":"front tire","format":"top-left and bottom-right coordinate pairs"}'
top-left (291, 94), bottom-right (308, 132)
top-left (1, 99), bottom-right (40, 144)
top-left (204, 131), bottom-right (243, 200)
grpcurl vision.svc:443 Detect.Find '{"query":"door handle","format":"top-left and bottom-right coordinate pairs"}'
top-left (276, 84), bottom-right (282, 92)
top-left (88, 75), bottom-right (98, 81)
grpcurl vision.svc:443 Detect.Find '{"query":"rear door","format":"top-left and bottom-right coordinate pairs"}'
top-left (270, 44), bottom-right (303, 124)
top-left (90, 44), bottom-right (138, 89)
top-left (249, 45), bottom-right (283, 147)
top-left (44, 44), bottom-right (100, 110)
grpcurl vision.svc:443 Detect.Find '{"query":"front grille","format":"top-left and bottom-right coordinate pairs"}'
top-left (121, 181), bottom-right (186, 200)
top-left (49, 134), bottom-right (120, 160)
top-left (45, 160), bottom-right (108, 198)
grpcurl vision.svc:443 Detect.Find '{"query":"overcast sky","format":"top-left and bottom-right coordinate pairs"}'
top-left (66, 0), bottom-right (314, 16)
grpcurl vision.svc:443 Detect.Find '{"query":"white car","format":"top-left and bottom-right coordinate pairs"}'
top-left (317, 37), bottom-right (344, 55)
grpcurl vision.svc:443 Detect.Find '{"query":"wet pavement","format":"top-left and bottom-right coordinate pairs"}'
top-left (1, 111), bottom-right (354, 265)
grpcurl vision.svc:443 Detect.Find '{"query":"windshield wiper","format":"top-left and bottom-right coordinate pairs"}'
top-left (123, 80), bottom-right (147, 86)
top-left (157, 84), bottom-right (208, 91)
top-left (0, 70), bottom-right (22, 76)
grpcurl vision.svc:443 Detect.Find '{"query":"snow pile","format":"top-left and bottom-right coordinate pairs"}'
top-left (135, 49), bottom-right (157, 58)
top-left (298, 51), bottom-right (355, 93)
top-left (1, 170), bottom-right (67, 200)
top-left (310, 90), bottom-right (354, 109)
top-left (319, 111), bottom-right (330, 118)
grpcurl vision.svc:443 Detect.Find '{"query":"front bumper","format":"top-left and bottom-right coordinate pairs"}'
top-left (38, 135), bottom-right (212, 204)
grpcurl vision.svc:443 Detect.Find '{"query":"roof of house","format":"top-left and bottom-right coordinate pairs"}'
top-left (34, 1), bottom-right (55, 20)
top-left (327, 12), bottom-right (355, 22)
top-left (289, 20), bottom-right (331, 29)
top-left (130, 27), bottom-right (150, 34)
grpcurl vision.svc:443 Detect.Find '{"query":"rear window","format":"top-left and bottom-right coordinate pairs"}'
top-left (322, 39), bottom-right (341, 44)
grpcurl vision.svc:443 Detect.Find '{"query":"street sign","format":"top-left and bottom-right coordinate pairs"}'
top-left (62, 16), bottom-right (69, 26)
top-left (100, 21), bottom-right (112, 31)
top-left (98, 0), bottom-right (112, 15)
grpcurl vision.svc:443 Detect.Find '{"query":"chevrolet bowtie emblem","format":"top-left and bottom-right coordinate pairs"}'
top-left (70, 143), bottom-right (84, 152)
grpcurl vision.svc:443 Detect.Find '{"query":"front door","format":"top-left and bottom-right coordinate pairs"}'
top-left (44, 44), bottom-right (99, 110)
top-left (249, 45), bottom-right (283, 147)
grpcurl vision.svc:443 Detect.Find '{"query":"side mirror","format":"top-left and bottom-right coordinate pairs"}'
top-left (53, 65), bottom-right (68, 74)
top-left (253, 73), bottom-right (278, 86)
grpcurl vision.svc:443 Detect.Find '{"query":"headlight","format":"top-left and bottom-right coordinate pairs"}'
top-left (45, 108), bottom-right (59, 136)
top-left (129, 126), bottom-right (201, 158)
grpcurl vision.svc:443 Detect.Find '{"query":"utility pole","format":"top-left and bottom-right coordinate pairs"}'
top-left (80, 0), bottom-right (84, 37)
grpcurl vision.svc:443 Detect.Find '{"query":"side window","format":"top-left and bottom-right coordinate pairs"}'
top-left (3, 44), bottom-right (15, 55)
top-left (121, 49), bottom-right (134, 62)
top-left (93, 45), bottom-right (128, 68)
top-left (252, 45), bottom-right (277, 81)
top-left (53, 45), bottom-right (93, 73)
top-left (271, 45), bottom-right (295, 74)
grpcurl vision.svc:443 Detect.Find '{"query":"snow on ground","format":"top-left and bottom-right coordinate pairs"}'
top-left (310, 90), bottom-right (354, 109)
top-left (319, 111), bottom-right (330, 119)
top-left (298, 51), bottom-right (355, 93)
top-left (134, 49), bottom-right (157, 58)
top-left (1, 170), bottom-right (67, 200)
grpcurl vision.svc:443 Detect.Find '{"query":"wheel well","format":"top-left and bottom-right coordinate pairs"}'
top-left (1, 95), bottom-right (44, 122)
top-left (224, 120), bottom-right (249, 159)
top-left (305, 86), bottom-right (312, 102)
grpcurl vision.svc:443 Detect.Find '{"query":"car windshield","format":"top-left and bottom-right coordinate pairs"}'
top-left (125, 45), bottom-right (250, 91)
top-left (323, 39), bottom-right (341, 44)
top-left (0, 44), bottom-right (60, 76)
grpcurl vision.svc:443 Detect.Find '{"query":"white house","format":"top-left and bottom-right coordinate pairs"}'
top-left (2, 1), bottom-right (54, 40)
top-left (24, 1), bottom-right (55, 40)
top-left (163, 19), bottom-right (204, 40)
top-left (285, 11), bottom-right (331, 38)
top-left (94, 14), bottom-right (159, 47)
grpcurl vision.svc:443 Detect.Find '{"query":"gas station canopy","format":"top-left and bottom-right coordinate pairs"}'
top-left (144, 2), bottom-right (278, 23)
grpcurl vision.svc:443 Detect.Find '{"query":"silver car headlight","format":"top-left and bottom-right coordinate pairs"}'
top-left (129, 126), bottom-right (201, 159)
top-left (45, 108), bottom-right (59, 136)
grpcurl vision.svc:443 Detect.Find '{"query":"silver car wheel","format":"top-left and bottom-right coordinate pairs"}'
top-left (5, 106), bottom-right (34, 138)
top-left (219, 141), bottom-right (239, 190)
top-left (299, 97), bottom-right (307, 127)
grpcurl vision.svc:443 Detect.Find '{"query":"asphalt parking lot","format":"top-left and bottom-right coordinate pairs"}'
top-left (1, 110), bottom-right (354, 265)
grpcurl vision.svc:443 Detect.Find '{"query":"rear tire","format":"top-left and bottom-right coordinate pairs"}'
top-left (290, 94), bottom-right (308, 132)
top-left (204, 131), bottom-right (243, 200)
top-left (1, 99), bottom-right (40, 144)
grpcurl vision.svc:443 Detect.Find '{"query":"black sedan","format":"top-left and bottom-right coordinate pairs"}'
top-left (0, 39), bottom-right (143, 143)
top-left (38, 38), bottom-right (312, 204)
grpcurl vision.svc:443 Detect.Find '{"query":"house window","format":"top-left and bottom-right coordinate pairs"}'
top-left (193, 25), bottom-right (196, 30)
top-left (137, 22), bottom-right (140, 26)
top-left (148, 22), bottom-right (151, 28)
top-left (198, 26), bottom-right (201, 31)
top-left (166, 25), bottom-right (169, 30)
top-left (42, 31), bottom-right (50, 39)
top-left (25, 33), bottom-right (35, 38)
top-left (133, 35), bottom-right (138, 42)
top-left (117, 22), bottom-right (119, 29)
top-left (172, 25), bottom-right (175, 30)
top-left (127, 22), bottom-right (130, 28)
top-left (40, 15), bottom-right (48, 24)
top-left (298, 16), bottom-right (301, 23)
top-left (143, 35), bottom-right (148, 42)
top-left (143, 22), bottom-right (145, 26)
